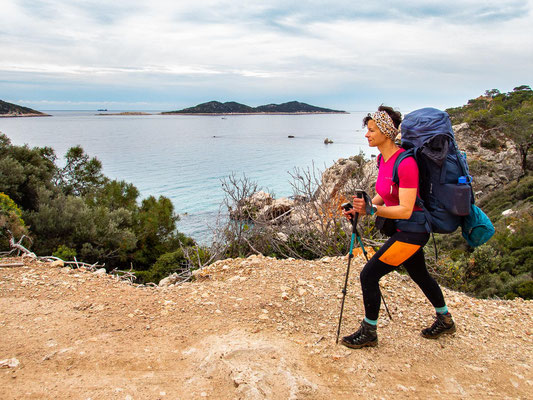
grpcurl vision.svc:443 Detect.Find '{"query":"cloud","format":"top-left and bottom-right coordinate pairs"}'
top-left (0, 0), bottom-right (532, 110)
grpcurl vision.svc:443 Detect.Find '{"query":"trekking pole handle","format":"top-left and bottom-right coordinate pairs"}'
top-left (354, 192), bottom-right (363, 230)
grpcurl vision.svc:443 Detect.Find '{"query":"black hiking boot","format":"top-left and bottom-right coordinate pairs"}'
top-left (421, 312), bottom-right (456, 339)
top-left (341, 320), bottom-right (378, 349)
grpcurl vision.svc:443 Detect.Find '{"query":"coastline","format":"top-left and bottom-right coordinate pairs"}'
top-left (0, 113), bottom-right (51, 118)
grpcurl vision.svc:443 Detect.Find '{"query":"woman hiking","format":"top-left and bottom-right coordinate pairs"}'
top-left (341, 105), bottom-right (456, 349)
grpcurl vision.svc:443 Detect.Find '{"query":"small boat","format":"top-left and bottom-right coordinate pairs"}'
top-left (97, 108), bottom-right (108, 111)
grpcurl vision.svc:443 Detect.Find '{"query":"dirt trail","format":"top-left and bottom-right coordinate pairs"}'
top-left (1, 255), bottom-right (531, 399)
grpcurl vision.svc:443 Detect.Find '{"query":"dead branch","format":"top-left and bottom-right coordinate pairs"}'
top-left (0, 262), bottom-right (25, 268)
top-left (7, 231), bottom-right (36, 258)
top-left (242, 236), bottom-right (263, 255)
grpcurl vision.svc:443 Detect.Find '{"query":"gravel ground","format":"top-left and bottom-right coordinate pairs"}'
top-left (1, 254), bottom-right (531, 399)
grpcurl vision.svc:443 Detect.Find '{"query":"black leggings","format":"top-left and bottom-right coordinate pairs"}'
top-left (360, 231), bottom-right (446, 321)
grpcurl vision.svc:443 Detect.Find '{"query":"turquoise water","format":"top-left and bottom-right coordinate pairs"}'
top-left (0, 111), bottom-right (374, 241)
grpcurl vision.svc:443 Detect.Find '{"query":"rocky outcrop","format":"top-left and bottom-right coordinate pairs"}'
top-left (453, 122), bottom-right (522, 196)
top-left (319, 155), bottom-right (378, 201)
top-left (230, 191), bottom-right (295, 222)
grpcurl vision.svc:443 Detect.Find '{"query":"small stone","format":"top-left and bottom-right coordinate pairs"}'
top-left (50, 260), bottom-right (65, 268)
top-left (0, 358), bottom-right (19, 368)
top-left (94, 268), bottom-right (107, 276)
top-left (298, 288), bottom-right (307, 296)
top-left (281, 292), bottom-right (289, 300)
top-left (258, 314), bottom-right (269, 320)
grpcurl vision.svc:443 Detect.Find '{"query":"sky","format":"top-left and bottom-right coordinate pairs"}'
top-left (1, 0), bottom-right (532, 112)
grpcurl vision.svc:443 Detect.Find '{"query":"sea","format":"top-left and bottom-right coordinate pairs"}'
top-left (0, 110), bottom-right (376, 243)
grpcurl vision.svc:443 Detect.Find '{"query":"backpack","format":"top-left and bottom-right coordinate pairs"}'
top-left (384, 108), bottom-right (494, 246)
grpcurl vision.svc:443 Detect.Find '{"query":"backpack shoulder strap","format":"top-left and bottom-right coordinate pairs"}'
top-left (377, 153), bottom-right (382, 169)
top-left (392, 148), bottom-right (428, 216)
top-left (391, 149), bottom-right (416, 185)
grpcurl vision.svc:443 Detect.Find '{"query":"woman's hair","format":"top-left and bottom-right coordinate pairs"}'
top-left (363, 105), bottom-right (402, 129)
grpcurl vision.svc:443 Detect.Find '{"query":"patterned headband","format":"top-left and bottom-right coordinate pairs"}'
top-left (371, 111), bottom-right (399, 141)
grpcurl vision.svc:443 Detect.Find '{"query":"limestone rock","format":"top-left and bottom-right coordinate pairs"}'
top-left (159, 273), bottom-right (179, 287)
top-left (50, 260), bottom-right (65, 268)
top-left (229, 190), bottom-right (273, 220)
top-left (0, 358), bottom-right (20, 368)
top-left (452, 122), bottom-right (522, 195)
top-left (257, 197), bottom-right (294, 221)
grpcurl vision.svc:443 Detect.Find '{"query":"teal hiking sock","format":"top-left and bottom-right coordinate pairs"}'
top-left (435, 306), bottom-right (449, 315)
top-left (364, 317), bottom-right (378, 326)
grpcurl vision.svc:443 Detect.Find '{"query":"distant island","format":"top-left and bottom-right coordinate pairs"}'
top-left (0, 100), bottom-right (49, 117)
top-left (97, 112), bottom-right (152, 116)
top-left (162, 101), bottom-right (347, 115)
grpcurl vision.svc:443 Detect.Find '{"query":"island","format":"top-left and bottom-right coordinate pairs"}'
top-left (96, 112), bottom-right (152, 116)
top-left (0, 100), bottom-right (50, 117)
top-left (162, 101), bottom-right (347, 115)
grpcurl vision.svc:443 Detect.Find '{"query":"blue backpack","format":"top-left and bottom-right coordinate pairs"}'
top-left (388, 108), bottom-right (494, 246)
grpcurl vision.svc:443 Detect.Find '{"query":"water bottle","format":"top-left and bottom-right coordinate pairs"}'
top-left (453, 176), bottom-right (472, 216)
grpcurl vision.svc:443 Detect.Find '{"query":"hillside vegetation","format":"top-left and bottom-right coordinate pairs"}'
top-left (0, 135), bottom-right (199, 280)
top-left (431, 86), bottom-right (533, 299)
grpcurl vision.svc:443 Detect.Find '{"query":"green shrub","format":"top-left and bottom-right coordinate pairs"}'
top-left (52, 245), bottom-right (77, 261)
top-left (136, 246), bottom-right (211, 284)
top-left (480, 136), bottom-right (499, 150)
top-left (0, 192), bottom-right (27, 244)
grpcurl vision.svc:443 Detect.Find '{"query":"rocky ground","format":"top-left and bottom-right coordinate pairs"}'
top-left (1, 254), bottom-right (532, 399)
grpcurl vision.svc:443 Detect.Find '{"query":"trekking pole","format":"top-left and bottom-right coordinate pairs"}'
top-left (335, 195), bottom-right (361, 344)
top-left (335, 193), bottom-right (393, 344)
top-left (353, 216), bottom-right (393, 322)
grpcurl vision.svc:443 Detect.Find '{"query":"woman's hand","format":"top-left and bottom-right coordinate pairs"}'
top-left (352, 196), bottom-right (367, 215)
top-left (342, 206), bottom-right (356, 220)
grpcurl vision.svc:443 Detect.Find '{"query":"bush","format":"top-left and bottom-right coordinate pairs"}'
top-left (53, 245), bottom-right (77, 261)
top-left (0, 192), bottom-right (27, 248)
top-left (429, 207), bottom-right (533, 299)
top-left (136, 246), bottom-right (211, 284)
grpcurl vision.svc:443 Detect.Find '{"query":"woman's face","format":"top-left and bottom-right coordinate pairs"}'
top-left (365, 119), bottom-right (388, 147)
